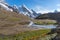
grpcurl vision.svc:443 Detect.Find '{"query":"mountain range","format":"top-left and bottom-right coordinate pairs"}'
top-left (0, 1), bottom-right (41, 18)
top-left (36, 12), bottom-right (60, 22)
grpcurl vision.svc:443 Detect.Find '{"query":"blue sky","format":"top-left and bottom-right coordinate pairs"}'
top-left (5, 0), bottom-right (60, 13)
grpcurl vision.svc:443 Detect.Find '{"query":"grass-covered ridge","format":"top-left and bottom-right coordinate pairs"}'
top-left (0, 29), bottom-right (51, 40)
top-left (0, 8), bottom-right (31, 35)
top-left (0, 9), bottom-right (30, 26)
top-left (33, 19), bottom-right (57, 25)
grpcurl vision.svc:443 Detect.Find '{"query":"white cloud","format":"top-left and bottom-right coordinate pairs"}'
top-left (33, 5), bottom-right (54, 14)
top-left (56, 3), bottom-right (60, 12)
top-left (57, 8), bottom-right (60, 11)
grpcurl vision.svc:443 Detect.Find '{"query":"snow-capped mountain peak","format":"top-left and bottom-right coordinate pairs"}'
top-left (22, 4), bottom-right (33, 13)
top-left (18, 4), bottom-right (40, 18)
top-left (0, 1), bottom-right (13, 12)
top-left (12, 5), bottom-right (19, 13)
top-left (0, 2), bottom-right (9, 10)
top-left (13, 5), bottom-right (18, 9)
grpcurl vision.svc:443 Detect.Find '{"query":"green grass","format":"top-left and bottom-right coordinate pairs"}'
top-left (33, 19), bottom-right (57, 25)
top-left (0, 9), bottom-right (30, 26)
top-left (7, 17), bottom-right (20, 22)
top-left (34, 21), bottom-right (57, 25)
top-left (0, 29), bottom-right (51, 40)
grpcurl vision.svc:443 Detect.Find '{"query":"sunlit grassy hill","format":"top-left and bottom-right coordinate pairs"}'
top-left (0, 8), bottom-right (31, 35)
top-left (0, 8), bottom-right (30, 26)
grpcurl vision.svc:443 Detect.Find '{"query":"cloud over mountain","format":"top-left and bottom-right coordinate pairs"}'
top-left (32, 5), bottom-right (54, 14)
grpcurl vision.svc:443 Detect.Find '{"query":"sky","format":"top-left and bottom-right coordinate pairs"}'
top-left (4, 0), bottom-right (60, 13)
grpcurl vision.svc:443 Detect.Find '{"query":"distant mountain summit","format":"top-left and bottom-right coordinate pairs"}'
top-left (19, 4), bottom-right (40, 18)
top-left (19, 4), bottom-right (33, 16)
top-left (19, 5), bottom-right (33, 18)
top-left (13, 5), bottom-right (19, 13)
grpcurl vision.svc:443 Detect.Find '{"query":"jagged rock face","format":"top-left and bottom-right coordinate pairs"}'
top-left (19, 5), bottom-right (33, 17)
top-left (12, 5), bottom-right (19, 13)
top-left (51, 30), bottom-right (60, 40)
top-left (19, 5), bottom-right (40, 18)
top-left (31, 9), bottom-right (41, 18)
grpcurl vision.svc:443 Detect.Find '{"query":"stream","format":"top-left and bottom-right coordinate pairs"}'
top-left (28, 21), bottom-right (57, 29)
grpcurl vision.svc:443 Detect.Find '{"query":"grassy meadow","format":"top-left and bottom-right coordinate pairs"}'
top-left (33, 19), bottom-right (57, 25)
top-left (0, 29), bottom-right (51, 40)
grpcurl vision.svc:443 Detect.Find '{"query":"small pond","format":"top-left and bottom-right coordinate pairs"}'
top-left (31, 24), bottom-right (57, 29)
